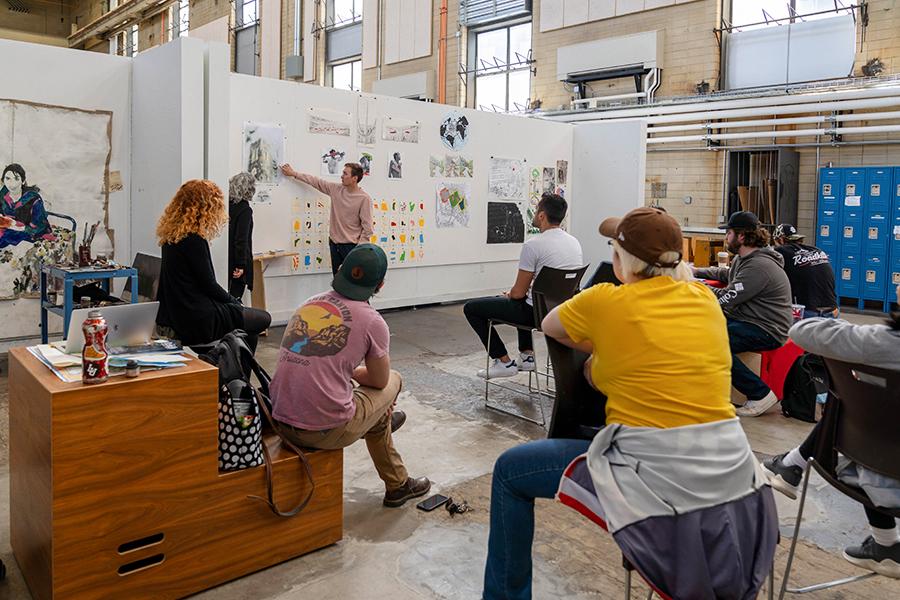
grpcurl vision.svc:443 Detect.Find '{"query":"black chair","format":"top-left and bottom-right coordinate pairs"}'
top-left (545, 336), bottom-right (606, 440)
top-left (779, 358), bottom-right (900, 598)
top-left (123, 252), bottom-right (162, 303)
top-left (484, 265), bottom-right (589, 426)
top-left (583, 261), bottom-right (621, 289)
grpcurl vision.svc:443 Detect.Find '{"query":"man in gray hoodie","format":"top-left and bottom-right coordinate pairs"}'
top-left (694, 211), bottom-right (793, 417)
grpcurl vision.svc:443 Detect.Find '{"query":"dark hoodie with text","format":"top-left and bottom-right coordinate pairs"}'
top-left (695, 247), bottom-right (793, 344)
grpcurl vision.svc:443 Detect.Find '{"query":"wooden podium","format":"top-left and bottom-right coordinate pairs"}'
top-left (9, 348), bottom-right (343, 599)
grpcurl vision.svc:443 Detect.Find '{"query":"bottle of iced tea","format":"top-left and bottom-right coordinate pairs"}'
top-left (82, 309), bottom-right (109, 384)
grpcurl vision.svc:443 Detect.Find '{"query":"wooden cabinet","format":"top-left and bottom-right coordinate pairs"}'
top-left (9, 348), bottom-right (342, 599)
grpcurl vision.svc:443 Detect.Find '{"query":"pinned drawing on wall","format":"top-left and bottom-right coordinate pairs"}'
top-left (556, 159), bottom-right (568, 186)
top-left (243, 122), bottom-right (284, 185)
top-left (445, 155), bottom-right (474, 178)
top-left (388, 152), bottom-right (402, 179)
top-left (487, 201), bottom-right (525, 244)
top-left (382, 117), bottom-right (420, 143)
top-left (321, 147), bottom-right (347, 177)
top-left (429, 155), bottom-right (444, 177)
top-left (308, 108), bottom-right (351, 136)
top-left (526, 167), bottom-right (542, 236)
top-left (0, 100), bottom-right (111, 341)
top-left (542, 167), bottom-right (557, 194)
top-left (291, 197), bottom-right (330, 273)
top-left (359, 152), bottom-right (373, 176)
top-left (488, 157), bottom-right (526, 200)
top-left (435, 182), bottom-right (470, 228)
top-left (439, 110), bottom-right (470, 150)
top-left (357, 96), bottom-right (377, 146)
top-left (372, 198), bottom-right (426, 265)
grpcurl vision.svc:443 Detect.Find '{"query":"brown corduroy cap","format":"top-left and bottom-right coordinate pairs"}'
top-left (599, 207), bottom-right (684, 268)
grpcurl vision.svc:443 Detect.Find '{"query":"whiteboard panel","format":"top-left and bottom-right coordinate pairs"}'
top-left (362, 0), bottom-right (378, 69)
top-left (787, 15), bottom-right (855, 84)
top-left (564, 0), bottom-right (590, 27)
top-left (644, 0), bottom-right (674, 9)
top-left (540, 0), bottom-right (564, 32)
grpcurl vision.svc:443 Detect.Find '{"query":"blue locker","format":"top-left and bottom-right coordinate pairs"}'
top-left (841, 168), bottom-right (866, 254)
top-left (891, 167), bottom-right (900, 303)
top-left (816, 168), bottom-right (842, 259)
top-left (862, 256), bottom-right (887, 301)
top-left (837, 254), bottom-right (861, 298)
top-left (865, 167), bottom-right (892, 213)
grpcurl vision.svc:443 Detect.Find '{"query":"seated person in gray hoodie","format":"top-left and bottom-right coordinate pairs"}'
top-left (763, 285), bottom-right (900, 579)
top-left (694, 211), bottom-right (793, 417)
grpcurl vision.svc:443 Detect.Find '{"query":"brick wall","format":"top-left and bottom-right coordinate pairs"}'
top-left (1, 0), bottom-right (72, 39)
top-left (190, 0), bottom-right (230, 30)
top-left (646, 151), bottom-right (724, 229)
top-left (854, 0), bottom-right (900, 76)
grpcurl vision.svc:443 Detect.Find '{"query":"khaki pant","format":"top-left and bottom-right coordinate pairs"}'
top-left (277, 370), bottom-right (409, 490)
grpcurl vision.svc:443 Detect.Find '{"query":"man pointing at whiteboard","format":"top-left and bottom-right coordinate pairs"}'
top-left (282, 162), bottom-right (374, 275)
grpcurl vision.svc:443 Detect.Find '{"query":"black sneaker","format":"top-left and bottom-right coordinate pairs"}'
top-left (383, 476), bottom-right (431, 508)
top-left (843, 536), bottom-right (900, 578)
top-left (390, 410), bottom-right (406, 433)
top-left (762, 453), bottom-right (803, 500)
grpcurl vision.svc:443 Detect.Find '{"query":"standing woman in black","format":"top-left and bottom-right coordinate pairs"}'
top-left (228, 172), bottom-right (255, 300)
top-left (156, 179), bottom-right (271, 352)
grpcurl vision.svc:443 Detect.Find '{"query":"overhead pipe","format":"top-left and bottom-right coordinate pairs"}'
top-left (648, 124), bottom-right (900, 144)
top-left (648, 110), bottom-right (900, 134)
top-left (438, 0), bottom-right (447, 104)
top-left (649, 139), bottom-right (900, 152)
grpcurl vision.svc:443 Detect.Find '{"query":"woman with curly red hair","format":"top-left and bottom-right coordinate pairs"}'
top-left (156, 179), bottom-right (270, 351)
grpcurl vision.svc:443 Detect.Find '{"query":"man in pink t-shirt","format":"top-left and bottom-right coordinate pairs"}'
top-left (270, 244), bottom-right (431, 507)
top-left (281, 162), bottom-right (374, 275)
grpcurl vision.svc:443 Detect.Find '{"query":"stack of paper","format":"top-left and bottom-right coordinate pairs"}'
top-left (27, 345), bottom-right (191, 384)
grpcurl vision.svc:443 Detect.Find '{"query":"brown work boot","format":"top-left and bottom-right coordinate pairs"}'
top-left (383, 477), bottom-right (431, 508)
top-left (390, 410), bottom-right (407, 433)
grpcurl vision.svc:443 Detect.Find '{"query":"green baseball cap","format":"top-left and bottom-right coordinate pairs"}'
top-left (332, 243), bottom-right (388, 301)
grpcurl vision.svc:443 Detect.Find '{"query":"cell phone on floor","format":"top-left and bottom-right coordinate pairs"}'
top-left (416, 494), bottom-right (450, 512)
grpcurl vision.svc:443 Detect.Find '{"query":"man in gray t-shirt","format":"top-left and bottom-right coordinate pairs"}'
top-left (464, 193), bottom-right (583, 379)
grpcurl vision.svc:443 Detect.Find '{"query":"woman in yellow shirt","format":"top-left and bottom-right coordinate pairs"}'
top-left (483, 207), bottom-right (739, 600)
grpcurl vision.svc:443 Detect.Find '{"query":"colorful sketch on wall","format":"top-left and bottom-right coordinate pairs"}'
top-left (357, 96), bottom-right (377, 146)
top-left (388, 152), bottom-right (402, 179)
top-left (488, 157), bottom-right (526, 201)
top-left (429, 155), bottom-right (444, 177)
top-left (526, 167), bottom-right (542, 236)
top-left (290, 197), bottom-right (330, 273)
top-left (321, 147), bottom-right (348, 177)
top-left (243, 122), bottom-right (284, 185)
top-left (556, 159), bottom-right (568, 186)
top-left (359, 152), bottom-right (373, 176)
top-left (435, 182), bottom-right (470, 229)
top-left (487, 201), bottom-right (525, 244)
top-left (542, 167), bottom-right (557, 194)
top-left (0, 100), bottom-right (111, 340)
top-left (382, 117), bottom-right (420, 143)
top-left (308, 108), bottom-right (351, 136)
top-left (371, 199), bottom-right (426, 265)
top-left (445, 155), bottom-right (474, 178)
top-left (439, 110), bottom-right (470, 150)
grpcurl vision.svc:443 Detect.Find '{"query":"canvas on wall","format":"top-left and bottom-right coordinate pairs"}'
top-left (308, 108), bottom-right (351, 137)
top-left (439, 110), bottom-right (470, 150)
top-left (435, 182), bottom-right (470, 228)
top-left (0, 99), bottom-right (112, 339)
top-left (243, 122), bottom-right (284, 186)
top-left (388, 152), bottom-right (402, 179)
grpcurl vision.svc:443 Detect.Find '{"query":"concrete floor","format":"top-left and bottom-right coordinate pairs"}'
top-left (0, 304), bottom-right (898, 599)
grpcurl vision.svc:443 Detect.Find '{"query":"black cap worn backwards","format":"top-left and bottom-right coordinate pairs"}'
top-left (332, 243), bottom-right (388, 301)
top-left (719, 211), bottom-right (760, 230)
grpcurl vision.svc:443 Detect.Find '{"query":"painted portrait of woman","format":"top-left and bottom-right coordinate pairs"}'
top-left (0, 163), bottom-right (55, 249)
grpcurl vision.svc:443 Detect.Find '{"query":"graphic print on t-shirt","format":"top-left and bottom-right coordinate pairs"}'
top-left (281, 299), bottom-right (352, 356)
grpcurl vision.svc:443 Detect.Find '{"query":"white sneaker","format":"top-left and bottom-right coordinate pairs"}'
top-left (477, 359), bottom-right (518, 379)
top-left (735, 390), bottom-right (779, 417)
top-left (519, 353), bottom-right (536, 372)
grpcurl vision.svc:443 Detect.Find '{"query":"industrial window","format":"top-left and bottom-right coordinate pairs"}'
top-left (115, 24), bottom-right (139, 57)
top-left (460, 0), bottom-right (531, 26)
top-left (729, 0), bottom-right (849, 30)
top-left (330, 59), bottom-right (362, 92)
top-left (328, 0), bottom-right (362, 28)
top-left (102, 0), bottom-right (119, 14)
top-left (474, 22), bottom-right (531, 113)
top-left (234, 0), bottom-right (259, 75)
top-left (168, 0), bottom-right (190, 41)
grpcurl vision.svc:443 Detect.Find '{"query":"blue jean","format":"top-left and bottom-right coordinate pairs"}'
top-left (802, 308), bottom-right (839, 319)
top-left (727, 319), bottom-right (781, 401)
top-left (483, 438), bottom-right (592, 600)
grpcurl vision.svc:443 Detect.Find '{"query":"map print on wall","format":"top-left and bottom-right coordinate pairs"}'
top-left (291, 197), bottom-right (330, 273)
top-left (382, 117), bottom-right (420, 143)
top-left (357, 96), bottom-right (377, 146)
top-left (243, 122), bottom-right (284, 185)
top-left (308, 108), bottom-right (351, 136)
top-left (321, 147), bottom-right (347, 177)
top-left (439, 110), bottom-right (470, 150)
top-left (487, 201), bottom-right (525, 244)
top-left (435, 182), bottom-right (470, 228)
top-left (371, 199), bottom-right (427, 265)
top-left (488, 157), bottom-right (526, 200)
